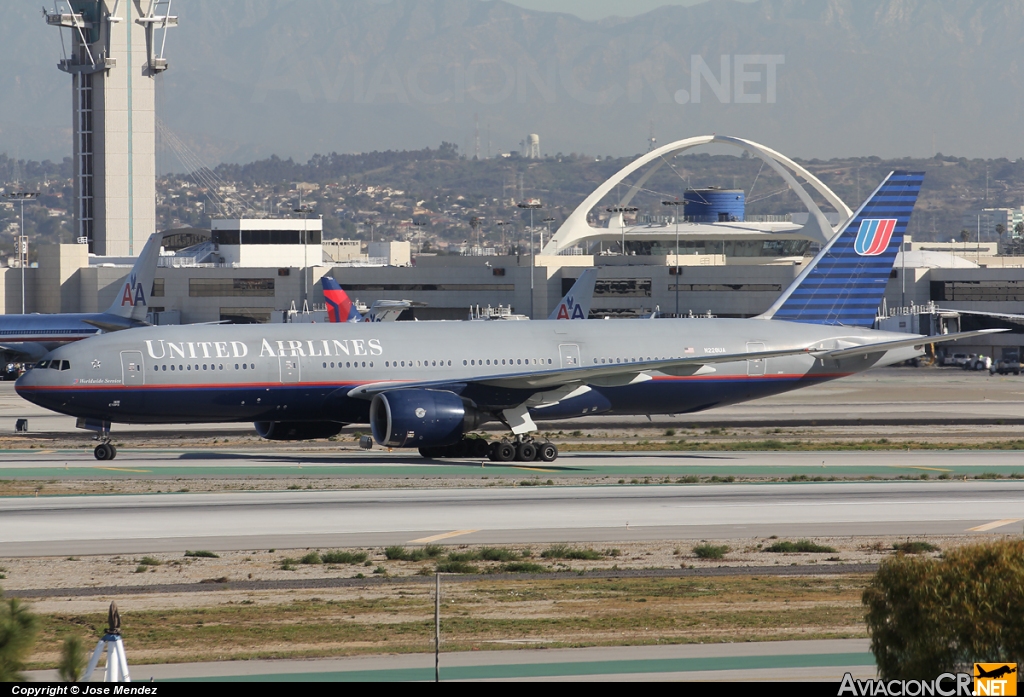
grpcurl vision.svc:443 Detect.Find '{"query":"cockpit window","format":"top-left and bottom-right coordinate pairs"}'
top-left (34, 361), bottom-right (47, 369)
top-left (49, 361), bottom-right (61, 370)
top-left (60, 360), bottom-right (71, 371)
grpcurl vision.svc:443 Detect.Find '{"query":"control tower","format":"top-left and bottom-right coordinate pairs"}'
top-left (44, 1), bottom-right (176, 256)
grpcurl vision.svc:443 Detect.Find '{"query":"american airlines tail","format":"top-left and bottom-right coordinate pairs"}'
top-left (549, 268), bottom-right (598, 320)
top-left (321, 276), bottom-right (364, 322)
top-left (760, 171), bottom-right (924, 327)
top-left (103, 231), bottom-right (166, 321)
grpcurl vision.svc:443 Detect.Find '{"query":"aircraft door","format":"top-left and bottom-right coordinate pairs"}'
top-left (120, 351), bottom-right (145, 386)
top-left (746, 342), bottom-right (766, 377)
top-left (279, 355), bottom-right (301, 383)
top-left (558, 344), bottom-right (581, 368)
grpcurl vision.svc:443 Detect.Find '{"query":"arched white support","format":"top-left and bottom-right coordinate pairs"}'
top-left (542, 135), bottom-right (852, 255)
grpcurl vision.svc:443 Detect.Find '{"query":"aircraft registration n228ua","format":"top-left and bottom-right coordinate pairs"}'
top-left (16, 172), bottom-right (1003, 462)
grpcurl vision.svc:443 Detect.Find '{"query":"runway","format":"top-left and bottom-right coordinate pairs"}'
top-left (2, 480), bottom-right (1022, 556)
top-left (2, 449), bottom-right (1024, 479)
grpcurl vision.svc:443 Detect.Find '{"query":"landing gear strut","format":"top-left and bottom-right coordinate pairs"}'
top-left (418, 434), bottom-right (558, 462)
top-left (94, 440), bottom-right (117, 461)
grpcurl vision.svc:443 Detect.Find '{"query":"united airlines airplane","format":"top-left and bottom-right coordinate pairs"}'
top-left (0, 231), bottom-right (169, 362)
top-left (16, 173), bottom-right (1000, 461)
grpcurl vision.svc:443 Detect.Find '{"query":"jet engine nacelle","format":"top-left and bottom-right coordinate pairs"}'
top-left (254, 421), bottom-right (345, 441)
top-left (370, 389), bottom-right (485, 448)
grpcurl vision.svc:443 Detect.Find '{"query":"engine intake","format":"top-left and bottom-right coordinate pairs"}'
top-left (254, 421), bottom-right (345, 441)
top-left (370, 389), bottom-right (485, 448)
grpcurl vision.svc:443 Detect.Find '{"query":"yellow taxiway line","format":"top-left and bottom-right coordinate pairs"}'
top-left (967, 518), bottom-right (1023, 532)
top-left (408, 529), bottom-right (479, 544)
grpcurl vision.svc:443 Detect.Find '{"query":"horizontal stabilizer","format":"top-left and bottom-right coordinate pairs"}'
top-left (814, 329), bottom-right (1007, 359)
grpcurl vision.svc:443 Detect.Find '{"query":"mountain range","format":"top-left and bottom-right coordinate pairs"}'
top-left (2, 0), bottom-right (1023, 165)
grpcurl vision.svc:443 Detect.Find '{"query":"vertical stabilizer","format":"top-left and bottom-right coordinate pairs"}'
top-left (549, 268), bottom-right (598, 320)
top-left (103, 231), bottom-right (164, 321)
top-left (760, 171), bottom-right (924, 327)
top-left (321, 276), bottom-right (364, 322)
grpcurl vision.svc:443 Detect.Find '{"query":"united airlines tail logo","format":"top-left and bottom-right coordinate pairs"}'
top-left (555, 294), bottom-right (587, 320)
top-left (854, 219), bottom-right (898, 256)
top-left (120, 273), bottom-right (147, 307)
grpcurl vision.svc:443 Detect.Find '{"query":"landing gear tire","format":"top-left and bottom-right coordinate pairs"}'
top-left (469, 437), bottom-right (490, 458)
top-left (94, 443), bottom-right (116, 461)
top-left (419, 446), bottom-right (444, 459)
top-left (537, 442), bottom-right (558, 462)
top-left (490, 441), bottom-right (516, 462)
top-left (516, 441), bottom-right (537, 462)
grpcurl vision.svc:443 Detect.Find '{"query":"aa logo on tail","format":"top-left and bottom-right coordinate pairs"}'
top-left (854, 219), bottom-right (898, 256)
top-left (120, 273), bottom-right (147, 307)
top-left (555, 295), bottom-right (587, 320)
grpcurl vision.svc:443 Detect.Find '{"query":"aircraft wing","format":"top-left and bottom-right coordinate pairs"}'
top-left (0, 343), bottom-right (48, 361)
top-left (346, 345), bottom-right (817, 399)
top-left (348, 330), bottom-right (1008, 402)
top-left (815, 329), bottom-right (1006, 360)
top-left (81, 317), bottom-right (146, 333)
top-left (936, 308), bottom-right (1024, 322)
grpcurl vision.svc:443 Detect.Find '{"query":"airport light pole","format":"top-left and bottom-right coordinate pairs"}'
top-left (3, 191), bottom-right (40, 314)
top-left (606, 206), bottom-right (639, 257)
top-left (542, 216), bottom-right (555, 252)
top-left (518, 199), bottom-right (542, 317)
top-left (294, 204), bottom-right (313, 306)
top-left (663, 200), bottom-right (684, 317)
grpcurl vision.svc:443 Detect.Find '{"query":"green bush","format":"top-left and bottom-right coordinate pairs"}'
top-left (693, 543), bottom-right (731, 560)
top-left (499, 562), bottom-right (547, 574)
top-left (384, 545), bottom-right (445, 562)
top-left (320, 550), bottom-right (368, 564)
top-left (184, 550), bottom-right (219, 558)
top-left (435, 561), bottom-right (478, 574)
top-left (138, 556), bottom-right (162, 567)
top-left (384, 545), bottom-right (407, 560)
top-left (765, 540), bottom-right (836, 553)
top-left (480, 548), bottom-right (521, 562)
top-left (892, 541), bottom-right (940, 555)
top-left (863, 540), bottom-right (1024, 679)
top-left (0, 596), bottom-right (39, 682)
top-left (541, 545), bottom-right (604, 560)
top-left (300, 552), bottom-right (322, 565)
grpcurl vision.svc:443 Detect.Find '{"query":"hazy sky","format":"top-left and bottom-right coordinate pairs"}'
top-left (502, 0), bottom-right (753, 20)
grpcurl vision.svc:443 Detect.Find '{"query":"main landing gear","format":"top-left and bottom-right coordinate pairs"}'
top-left (418, 435), bottom-right (558, 462)
top-left (94, 440), bottom-right (117, 461)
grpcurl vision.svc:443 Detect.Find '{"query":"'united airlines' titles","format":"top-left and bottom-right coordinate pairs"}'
top-left (144, 338), bottom-right (384, 360)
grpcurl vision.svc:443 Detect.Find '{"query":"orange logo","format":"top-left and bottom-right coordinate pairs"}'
top-left (975, 664), bottom-right (1017, 696)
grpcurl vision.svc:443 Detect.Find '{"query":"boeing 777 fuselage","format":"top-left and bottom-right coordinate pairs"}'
top-left (16, 316), bottom-right (920, 436)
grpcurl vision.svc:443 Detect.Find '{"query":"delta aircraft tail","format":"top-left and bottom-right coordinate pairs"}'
top-left (321, 276), bottom-right (364, 323)
top-left (549, 268), bottom-right (598, 320)
top-left (761, 171), bottom-right (924, 327)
